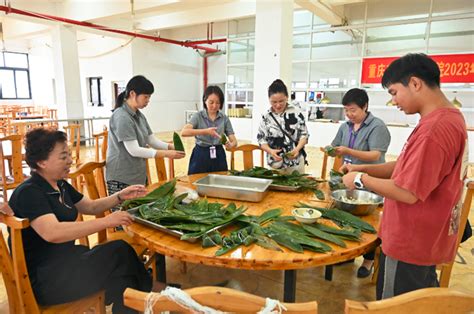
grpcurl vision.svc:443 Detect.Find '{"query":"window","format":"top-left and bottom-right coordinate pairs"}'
top-left (88, 77), bottom-right (103, 106)
top-left (0, 52), bottom-right (31, 99)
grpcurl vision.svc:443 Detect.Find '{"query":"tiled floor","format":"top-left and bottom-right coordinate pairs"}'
top-left (0, 131), bottom-right (473, 313)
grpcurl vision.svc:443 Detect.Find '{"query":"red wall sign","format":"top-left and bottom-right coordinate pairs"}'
top-left (361, 54), bottom-right (474, 84)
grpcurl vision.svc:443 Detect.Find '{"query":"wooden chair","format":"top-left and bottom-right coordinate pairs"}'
top-left (63, 123), bottom-right (82, 166)
top-left (371, 180), bottom-right (474, 286)
top-left (68, 161), bottom-right (147, 254)
top-left (93, 126), bottom-right (108, 162)
top-left (439, 179), bottom-right (474, 287)
top-left (229, 144), bottom-right (264, 171)
top-left (344, 287), bottom-right (474, 314)
top-left (146, 156), bottom-right (175, 185)
top-left (0, 213), bottom-right (106, 313)
top-left (320, 147), bottom-right (343, 179)
top-left (0, 135), bottom-right (25, 202)
top-left (124, 286), bottom-right (318, 313)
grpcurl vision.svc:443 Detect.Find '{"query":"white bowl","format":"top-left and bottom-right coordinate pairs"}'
top-left (292, 208), bottom-right (322, 224)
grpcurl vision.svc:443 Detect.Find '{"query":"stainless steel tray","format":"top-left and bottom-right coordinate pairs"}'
top-left (193, 174), bottom-right (272, 202)
top-left (269, 184), bottom-right (301, 191)
top-left (128, 207), bottom-right (212, 243)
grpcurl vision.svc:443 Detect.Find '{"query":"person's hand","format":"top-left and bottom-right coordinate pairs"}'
top-left (334, 146), bottom-right (349, 156)
top-left (342, 172), bottom-right (359, 190)
top-left (0, 202), bottom-right (14, 216)
top-left (269, 148), bottom-right (283, 161)
top-left (118, 185), bottom-right (148, 200)
top-left (205, 127), bottom-right (220, 138)
top-left (166, 150), bottom-right (186, 159)
top-left (286, 148), bottom-right (300, 160)
top-left (168, 143), bottom-right (175, 150)
top-left (225, 141), bottom-right (236, 150)
top-left (105, 211), bottom-right (134, 228)
top-left (339, 163), bottom-right (362, 174)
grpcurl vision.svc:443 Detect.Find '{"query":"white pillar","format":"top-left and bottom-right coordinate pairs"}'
top-left (51, 25), bottom-right (84, 119)
top-left (252, 0), bottom-right (293, 140)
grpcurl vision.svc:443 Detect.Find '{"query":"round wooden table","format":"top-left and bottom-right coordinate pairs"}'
top-left (125, 173), bottom-right (381, 302)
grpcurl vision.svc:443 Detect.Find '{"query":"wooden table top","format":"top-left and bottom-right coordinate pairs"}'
top-left (125, 173), bottom-right (381, 271)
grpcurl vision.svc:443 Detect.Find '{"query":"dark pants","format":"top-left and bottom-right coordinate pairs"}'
top-left (188, 144), bottom-right (228, 175)
top-left (376, 250), bottom-right (439, 300)
top-left (33, 240), bottom-right (152, 313)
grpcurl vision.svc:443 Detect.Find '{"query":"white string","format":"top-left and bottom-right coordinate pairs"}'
top-left (145, 286), bottom-right (226, 314)
top-left (144, 287), bottom-right (287, 314)
top-left (257, 298), bottom-right (288, 314)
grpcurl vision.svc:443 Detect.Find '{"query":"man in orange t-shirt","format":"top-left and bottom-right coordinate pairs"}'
top-left (342, 53), bottom-right (468, 299)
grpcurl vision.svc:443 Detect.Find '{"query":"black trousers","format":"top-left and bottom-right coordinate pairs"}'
top-left (188, 144), bottom-right (228, 175)
top-left (376, 250), bottom-right (439, 300)
top-left (33, 240), bottom-right (152, 313)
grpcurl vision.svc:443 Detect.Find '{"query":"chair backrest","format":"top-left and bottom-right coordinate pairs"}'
top-left (68, 161), bottom-right (108, 245)
top-left (439, 180), bottom-right (474, 287)
top-left (124, 286), bottom-right (318, 313)
top-left (93, 127), bottom-right (108, 162)
top-left (320, 147), bottom-right (343, 179)
top-left (229, 144), bottom-right (264, 171)
top-left (0, 135), bottom-right (25, 202)
top-left (63, 124), bottom-right (81, 165)
top-left (0, 213), bottom-right (41, 314)
top-left (146, 156), bottom-right (175, 185)
top-left (344, 287), bottom-right (474, 314)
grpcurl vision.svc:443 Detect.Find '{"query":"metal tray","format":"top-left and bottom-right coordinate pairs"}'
top-left (193, 174), bottom-right (272, 202)
top-left (269, 184), bottom-right (300, 191)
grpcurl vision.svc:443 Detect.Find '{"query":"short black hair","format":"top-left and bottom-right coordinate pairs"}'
top-left (25, 128), bottom-right (68, 169)
top-left (268, 79), bottom-right (288, 98)
top-left (342, 88), bottom-right (369, 111)
top-left (203, 85), bottom-right (224, 110)
top-left (382, 53), bottom-right (440, 89)
top-left (115, 75), bottom-right (154, 110)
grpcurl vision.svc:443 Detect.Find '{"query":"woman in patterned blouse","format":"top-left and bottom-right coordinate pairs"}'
top-left (257, 79), bottom-right (309, 174)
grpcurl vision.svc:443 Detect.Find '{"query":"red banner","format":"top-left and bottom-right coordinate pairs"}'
top-left (361, 54), bottom-right (474, 84)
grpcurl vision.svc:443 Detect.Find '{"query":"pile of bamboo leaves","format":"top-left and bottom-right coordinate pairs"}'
top-left (229, 166), bottom-right (325, 200)
top-left (122, 180), bottom-right (246, 240)
top-left (204, 208), bottom-right (367, 256)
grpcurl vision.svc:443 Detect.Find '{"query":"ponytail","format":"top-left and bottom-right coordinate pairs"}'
top-left (114, 91), bottom-right (127, 110)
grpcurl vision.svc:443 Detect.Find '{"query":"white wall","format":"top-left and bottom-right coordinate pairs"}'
top-left (131, 36), bottom-right (201, 132)
top-left (77, 33), bottom-right (133, 120)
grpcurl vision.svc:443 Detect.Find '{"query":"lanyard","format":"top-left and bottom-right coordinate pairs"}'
top-left (348, 125), bottom-right (358, 149)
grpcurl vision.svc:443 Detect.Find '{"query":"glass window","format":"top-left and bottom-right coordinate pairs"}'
top-left (365, 23), bottom-right (427, 56)
top-left (293, 10), bottom-right (312, 31)
top-left (293, 34), bottom-right (311, 60)
top-left (292, 63), bottom-right (309, 88)
top-left (428, 18), bottom-right (474, 54)
top-left (227, 66), bottom-right (253, 89)
top-left (309, 60), bottom-right (360, 89)
top-left (15, 70), bottom-right (30, 98)
top-left (4, 52), bottom-right (28, 68)
top-left (311, 30), bottom-right (363, 59)
top-left (228, 39), bottom-right (254, 64)
top-left (312, 15), bottom-right (330, 30)
top-left (0, 69), bottom-right (17, 98)
top-left (0, 52), bottom-right (31, 99)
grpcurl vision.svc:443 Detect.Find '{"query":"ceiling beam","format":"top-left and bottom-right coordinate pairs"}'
top-left (295, 0), bottom-right (345, 25)
top-left (136, 1), bottom-right (256, 31)
top-left (324, 0), bottom-right (366, 6)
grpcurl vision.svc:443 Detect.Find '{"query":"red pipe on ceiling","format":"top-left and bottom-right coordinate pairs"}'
top-left (0, 5), bottom-right (225, 53)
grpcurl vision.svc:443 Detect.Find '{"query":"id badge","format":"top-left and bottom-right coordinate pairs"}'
top-left (209, 146), bottom-right (217, 159)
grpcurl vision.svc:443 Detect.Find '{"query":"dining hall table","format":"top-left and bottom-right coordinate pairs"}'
top-left (125, 172), bottom-right (381, 302)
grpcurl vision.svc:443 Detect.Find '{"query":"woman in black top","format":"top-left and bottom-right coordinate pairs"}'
top-left (9, 128), bottom-right (152, 313)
